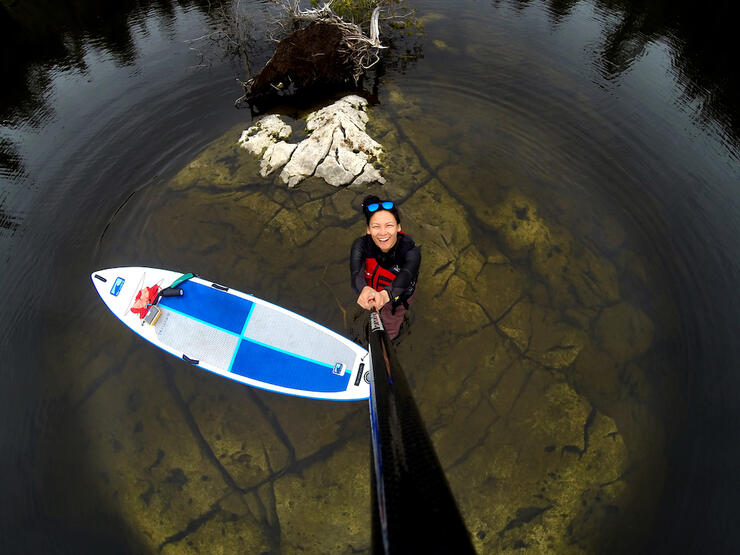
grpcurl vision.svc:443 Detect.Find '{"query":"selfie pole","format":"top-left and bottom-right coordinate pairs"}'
top-left (366, 309), bottom-right (474, 554)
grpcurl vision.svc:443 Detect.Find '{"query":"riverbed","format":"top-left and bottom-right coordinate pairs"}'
top-left (1, 0), bottom-right (739, 552)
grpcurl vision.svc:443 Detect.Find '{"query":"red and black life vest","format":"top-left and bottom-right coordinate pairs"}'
top-left (364, 258), bottom-right (398, 292)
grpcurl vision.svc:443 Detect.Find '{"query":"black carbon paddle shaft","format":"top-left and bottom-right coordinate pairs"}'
top-left (367, 311), bottom-right (475, 554)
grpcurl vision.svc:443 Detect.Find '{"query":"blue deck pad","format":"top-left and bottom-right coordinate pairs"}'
top-left (231, 339), bottom-right (351, 393)
top-left (159, 281), bottom-right (253, 335)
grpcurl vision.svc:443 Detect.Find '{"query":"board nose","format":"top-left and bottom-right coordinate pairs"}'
top-left (91, 270), bottom-right (109, 294)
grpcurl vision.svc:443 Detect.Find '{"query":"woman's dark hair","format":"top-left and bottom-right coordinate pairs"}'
top-left (362, 195), bottom-right (401, 224)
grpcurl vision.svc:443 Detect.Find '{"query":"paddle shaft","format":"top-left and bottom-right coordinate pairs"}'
top-left (367, 310), bottom-right (474, 554)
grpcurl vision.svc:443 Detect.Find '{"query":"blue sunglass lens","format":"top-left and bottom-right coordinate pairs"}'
top-left (366, 201), bottom-right (394, 212)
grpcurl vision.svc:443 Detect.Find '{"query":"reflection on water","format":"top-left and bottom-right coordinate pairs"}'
top-left (2, 0), bottom-right (740, 552)
top-left (0, 138), bottom-right (26, 180)
top-left (0, 203), bottom-right (21, 234)
top-left (567, 0), bottom-right (738, 141)
top-left (3, 0), bottom-right (172, 125)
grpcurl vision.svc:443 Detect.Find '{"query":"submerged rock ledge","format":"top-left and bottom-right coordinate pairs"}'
top-left (239, 95), bottom-right (385, 188)
top-left (74, 86), bottom-right (667, 554)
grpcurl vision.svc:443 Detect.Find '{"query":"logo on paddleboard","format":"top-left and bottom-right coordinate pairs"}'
top-left (110, 277), bottom-right (125, 296)
top-left (332, 363), bottom-right (345, 376)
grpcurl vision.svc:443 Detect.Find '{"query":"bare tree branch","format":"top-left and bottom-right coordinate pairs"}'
top-left (190, 0), bottom-right (420, 105)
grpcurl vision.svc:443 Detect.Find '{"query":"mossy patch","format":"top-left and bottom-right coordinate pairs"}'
top-left (274, 440), bottom-right (370, 552)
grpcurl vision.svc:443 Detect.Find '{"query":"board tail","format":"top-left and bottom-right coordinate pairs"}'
top-left (367, 311), bottom-right (474, 554)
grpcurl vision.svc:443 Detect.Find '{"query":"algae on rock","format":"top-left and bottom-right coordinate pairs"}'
top-left (485, 191), bottom-right (620, 309)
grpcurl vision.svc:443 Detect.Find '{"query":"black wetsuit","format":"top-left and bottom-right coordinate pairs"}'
top-left (349, 233), bottom-right (421, 308)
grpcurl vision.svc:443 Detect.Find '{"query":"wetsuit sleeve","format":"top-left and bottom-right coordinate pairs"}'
top-left (386, 245), bottom-right (421, 302)
top-left (350, 236), bottom-right (367, 294)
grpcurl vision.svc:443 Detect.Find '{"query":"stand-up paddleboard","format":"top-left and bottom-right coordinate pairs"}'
top-left (91, 267), bottom-right (370, 400)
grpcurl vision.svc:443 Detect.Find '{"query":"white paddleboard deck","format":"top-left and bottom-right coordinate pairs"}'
top-left (91, 267), bottom-right (370, 400)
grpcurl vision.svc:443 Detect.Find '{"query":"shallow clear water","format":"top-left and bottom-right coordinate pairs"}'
top-left (1, 0), bottom-right (739, 552)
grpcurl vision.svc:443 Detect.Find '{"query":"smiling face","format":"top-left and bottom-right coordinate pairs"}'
top-left (367, 210), bottom-right (401, 252)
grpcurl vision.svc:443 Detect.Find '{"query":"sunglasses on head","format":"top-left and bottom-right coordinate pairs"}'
top-left (366, 201), bottom-right (394, 212)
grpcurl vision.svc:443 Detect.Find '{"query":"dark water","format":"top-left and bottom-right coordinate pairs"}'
top-left (1, 0), bottom-right (739, 552)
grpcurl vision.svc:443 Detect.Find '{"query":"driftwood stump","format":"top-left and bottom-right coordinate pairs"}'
top-left (245, 21), bottom-right (354, 100)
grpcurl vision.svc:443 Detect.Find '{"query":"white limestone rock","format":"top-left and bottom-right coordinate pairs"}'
top-left (280, 123), bottom-right (335, 187)
top-left (260, 141), bottom-right (297, 177)
top-left (353, 163), bottom-right (385, 186)
top-left (239, 95), bottom-right (384, 188)
top-left (337, 142), bottom-right (369, 175)
top-left (238, 114), bottom-right (293, 156)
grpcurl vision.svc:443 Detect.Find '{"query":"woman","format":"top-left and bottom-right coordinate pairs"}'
top-left (350, 195), bottom-right (421, 340)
